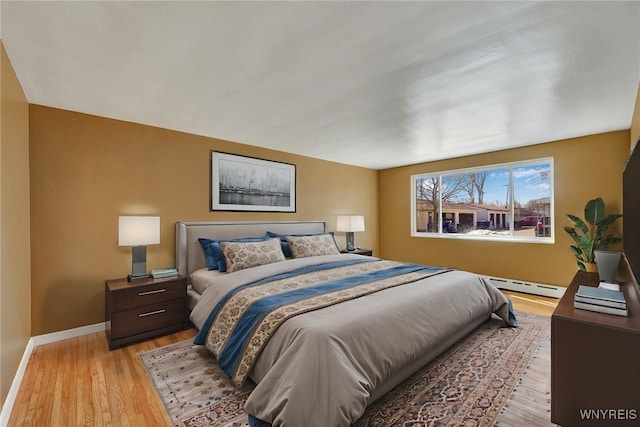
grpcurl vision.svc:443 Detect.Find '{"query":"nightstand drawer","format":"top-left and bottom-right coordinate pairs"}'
top-left (109, 299), bottom-right (185, 340)
top-left (110, 281), bottom-right (185, 311)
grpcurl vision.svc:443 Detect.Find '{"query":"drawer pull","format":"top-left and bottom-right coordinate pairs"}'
top-left (138, 289), bottom-right (166, 296)
top-left (139, 309), bottom-right (166, 318)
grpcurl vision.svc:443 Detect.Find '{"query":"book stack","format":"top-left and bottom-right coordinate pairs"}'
top-left (574, 284), bottom-right (628, 317)
top-left (151, 267), bottom-right (178, 279)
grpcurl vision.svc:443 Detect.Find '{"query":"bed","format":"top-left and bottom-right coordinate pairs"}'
top-left (176, 220), bottom-right (516, 427)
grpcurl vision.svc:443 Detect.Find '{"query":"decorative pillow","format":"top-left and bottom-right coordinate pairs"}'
top-left (220, 238), bottom-right (286, 273)
top-left (198, 235), bottom-right (271, 272)
top-left (266, 231), bottom-right (338, 258)
top-left (285, 234), bottom-right (340, 258)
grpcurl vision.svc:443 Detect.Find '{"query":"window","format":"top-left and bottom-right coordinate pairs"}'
top-left (412, 158), bottom-right (553, 242)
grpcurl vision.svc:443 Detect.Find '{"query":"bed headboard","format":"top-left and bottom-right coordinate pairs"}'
top-left (175, 220), bottom-right (328, 280)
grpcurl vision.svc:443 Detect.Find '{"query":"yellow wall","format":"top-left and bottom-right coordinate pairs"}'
top-left (29, 105), bottom-right (378, 335)
top-left (631, 81), bottom-right (640, 150)
top-left (378, 130), bottom-right (630, 287)
top-left (0, 42), bottom-right (31, 406)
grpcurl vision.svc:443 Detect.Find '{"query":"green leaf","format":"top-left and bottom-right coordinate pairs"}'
top-left (596, 213), bottom-right (623, 236)
top-left (565, 214), bottom-right (588, 236)
top-left (596, 235), bottom-right (622, 249)
top-left (568, 245), bottom-right (582, 257)
top-left (564, 226), bottom-right (579, 244)
top-left (585, 198), bottom-right (606, 225)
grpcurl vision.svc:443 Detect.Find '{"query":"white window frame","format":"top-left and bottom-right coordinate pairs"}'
top-left (411, 158), bottom-right (554, 243)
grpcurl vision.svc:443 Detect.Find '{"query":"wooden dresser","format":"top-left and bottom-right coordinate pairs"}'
top-left (551, 256), bottom-right (640, 426)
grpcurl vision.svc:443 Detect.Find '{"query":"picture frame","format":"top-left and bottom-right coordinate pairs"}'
top-left (211, 151), bottom-right (296, 212)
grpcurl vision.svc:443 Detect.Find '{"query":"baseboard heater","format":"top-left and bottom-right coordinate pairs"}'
top-left (487, 276), bottom-right (566, 299)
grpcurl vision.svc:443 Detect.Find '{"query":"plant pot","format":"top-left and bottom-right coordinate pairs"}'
top-left (584, 262), bottom-right (598, 273)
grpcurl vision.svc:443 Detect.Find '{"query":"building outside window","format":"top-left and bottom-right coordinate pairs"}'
top-left (412, 158), bottom-right (553, 242)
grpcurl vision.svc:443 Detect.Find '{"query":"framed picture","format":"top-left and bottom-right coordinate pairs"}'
top-left (211, 151), bottom-right (296, 212)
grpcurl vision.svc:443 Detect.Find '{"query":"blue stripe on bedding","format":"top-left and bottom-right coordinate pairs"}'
top-left (218, 263), bottom-right (444, 378)
top-left (193, 258), bottom-right (374, 345)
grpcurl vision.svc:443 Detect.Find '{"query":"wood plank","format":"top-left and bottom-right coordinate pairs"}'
top-left (79, 334), bottom-right (97, 426)
top-left (50, 340), bottom-right (66, 426)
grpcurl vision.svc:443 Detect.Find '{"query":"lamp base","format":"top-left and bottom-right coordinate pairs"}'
top-left (345, 232), bottom-right (355, 251)
top-left (129, 246), bottom-right (149, 282)
top-left (594, 250), bottom-right (621, 284)
top-left (598, 281), bottom-right (620, 291)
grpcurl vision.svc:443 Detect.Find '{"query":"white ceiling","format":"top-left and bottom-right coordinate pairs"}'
top-left (1, 1), bottom-right (639, 169)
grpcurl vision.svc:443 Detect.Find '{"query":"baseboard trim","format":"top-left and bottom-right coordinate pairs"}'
top-left (0, 322), bottom-right (105, 426)
top-left (30, 322), bottom-right (105, 346)
top-left (487, 276), bottom-right (566, 299)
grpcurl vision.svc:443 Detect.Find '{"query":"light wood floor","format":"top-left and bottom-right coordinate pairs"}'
top-left (502, 290), bottom-right (559, 317)
top-left (7, 291), bottom-right (558, 426)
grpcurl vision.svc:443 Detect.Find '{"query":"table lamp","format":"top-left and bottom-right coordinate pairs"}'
top-left (336, 215), bottom-right (365, 251)
top-left (119, 216), bottom-right (160, 281)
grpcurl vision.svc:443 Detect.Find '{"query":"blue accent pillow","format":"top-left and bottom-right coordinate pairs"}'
top-left (266, 231), bottom-right (337, 258)
top-left (198, 235), bottom-right (271, 272)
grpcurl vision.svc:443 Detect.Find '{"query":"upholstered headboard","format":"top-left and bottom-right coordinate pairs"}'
top-left (175, 220), bottom-right (327, 280)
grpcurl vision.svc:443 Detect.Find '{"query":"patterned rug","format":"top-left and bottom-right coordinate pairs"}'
top-left (139, 312), bottom-right (550, 427)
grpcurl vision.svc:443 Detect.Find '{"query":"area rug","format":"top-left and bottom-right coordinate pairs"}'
top-left (139, 312), bottom-right (549, 427)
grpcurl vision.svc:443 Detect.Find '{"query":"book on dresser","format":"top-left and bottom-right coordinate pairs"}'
top-left (573, 284), bottom-right (628, 316)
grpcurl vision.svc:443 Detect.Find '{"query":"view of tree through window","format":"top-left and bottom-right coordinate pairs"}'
top-left (412, 159), bottom-right (553, 241)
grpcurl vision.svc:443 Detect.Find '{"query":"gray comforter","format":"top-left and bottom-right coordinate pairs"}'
top-left (190, 254), bottom-right (515, 427)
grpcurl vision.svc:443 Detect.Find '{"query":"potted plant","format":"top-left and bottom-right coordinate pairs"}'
top-left (564, 197), bottom-right (622, 271)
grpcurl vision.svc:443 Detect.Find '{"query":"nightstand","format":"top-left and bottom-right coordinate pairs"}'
top-left (105, 275), bottom-right (187, 350)
top-left (340, 248), bottom-right (373, 256)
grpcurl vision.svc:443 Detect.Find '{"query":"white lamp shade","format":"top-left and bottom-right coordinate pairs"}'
top-left (118, 216), bottom-right (160, 246)
top-left (336, 215), bottom-right (365, 232)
